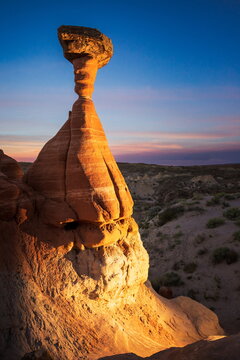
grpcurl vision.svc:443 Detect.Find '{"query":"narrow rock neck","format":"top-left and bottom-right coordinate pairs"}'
top-left (72, 56), bottom-right (98, 99)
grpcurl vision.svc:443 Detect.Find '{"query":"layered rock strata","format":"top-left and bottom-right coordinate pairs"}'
top-left (25, 26), bottom-right (133, 248)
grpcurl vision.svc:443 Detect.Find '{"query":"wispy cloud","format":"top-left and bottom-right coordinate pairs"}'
top-left (2, 131), bottom-right (239, 165)
top-left (95, 85), bottom-right (240, 105)
top-left (109, 129), bottom-right (240, 141)
top-left (110, 140), bottom-right (240, 156)
top-left (0, 134), bottom-right (48, 161)
top-left (1, 82), bottom-right (239, 165)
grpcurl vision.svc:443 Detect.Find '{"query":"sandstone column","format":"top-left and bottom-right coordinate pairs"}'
top-left (25, 26), bottom-right (135, 247)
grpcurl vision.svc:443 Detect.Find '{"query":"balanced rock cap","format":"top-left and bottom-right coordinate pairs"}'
top-left (58, 25), bottom-right (113, 68)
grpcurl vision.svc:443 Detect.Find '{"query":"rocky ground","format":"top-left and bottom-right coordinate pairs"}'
top-left (118, 162), bottom-right (240, 335)
top-left (20, 162), bottom-right (240, 335)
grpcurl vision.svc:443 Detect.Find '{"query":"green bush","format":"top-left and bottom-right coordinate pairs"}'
top-left (212, 247), bottom-right (238, 265)
top-left (223, 207), bottom-right (240, 221)
top-left (206, 218), bottom-right (225, 228)
top-left (183, 262), bottom-right (197, 273)
top-left (158, 206), bottom-right (184, 226)
top-left (159, 272), bottom-right (184, 286)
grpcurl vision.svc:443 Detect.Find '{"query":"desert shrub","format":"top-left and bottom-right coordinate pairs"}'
top-left (212, 247), bottom-right (238, 264)
top-left (224, 193), bottom-right (236, 201)
top-left (235, 220), bottom-right (240, 227)
top-left (223, 207), bottom-right (240, 221)
top-left (197, 248), bottom-right (208, 256)
top-left (206, 195), bottom-right (221, 206)
top-left (174, 239), bottom-right (182, 246)
top-left (215, 192), bottom-right (226, 198)
top-left (172, 260), bottom-right (185, 271)
top-left (222, 201), bottom-right (230, 208)
top-left (159, 272), bottom-right (184, 286)
top-left (206, 217), bottom-right (225, 228)
top-left (187, 289), bottom-right (199, 300)
top-left (193, 193), bottom-right (203, 200)
top-left (168, 243), bottom-right (176, 250)
top-left (233, 231), bottom-right (240, 242)
top-left (158, 206), bottom-right (184, 226)
top-left (173, 231), bottom-right (183, 239)
top-left (183, 262), bottom-right (197, 273)
top-left (194, 234), bottom-right (206, 244)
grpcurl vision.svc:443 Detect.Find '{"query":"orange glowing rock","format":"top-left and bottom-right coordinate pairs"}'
top-left (25, 26), bottom-right (133, 247)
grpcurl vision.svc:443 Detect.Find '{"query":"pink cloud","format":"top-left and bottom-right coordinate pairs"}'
top-left (111, 143), bottom-right (183, 155)
top-left (109, 130), bottom-right (239, 141)
top-left (0, 135), bottom-right (46, 162)
top-left (2, 129), bottom-right (240, 164)
top-left (110, 140), bottom-right (240, 157)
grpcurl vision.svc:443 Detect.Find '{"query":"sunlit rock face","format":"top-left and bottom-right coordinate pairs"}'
top-left (0, 150), bottom-right (32, 223)
top-left (25, 26), bottom-right (133, 248)
top-left (0, 26), bottom-right (225, 360)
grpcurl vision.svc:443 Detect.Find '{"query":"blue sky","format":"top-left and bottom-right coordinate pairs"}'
top-left (0, 0), bottom-right (240, 165)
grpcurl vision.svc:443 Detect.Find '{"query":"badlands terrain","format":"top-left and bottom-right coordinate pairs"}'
top-left (21, 161), bottom-right (240, 336)
top-left (2, 25), bottom-right (239, 359)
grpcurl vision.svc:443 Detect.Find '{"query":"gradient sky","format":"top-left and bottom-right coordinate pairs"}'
top-left (1, 0), bottom-right (240, 165)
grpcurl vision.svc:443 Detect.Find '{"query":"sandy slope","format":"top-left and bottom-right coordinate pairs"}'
top-left (140, 195), bottom-right (240, 334)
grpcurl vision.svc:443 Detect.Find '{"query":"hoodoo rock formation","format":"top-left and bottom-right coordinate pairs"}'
top-left (1, 25), bottom-right (238, 360)
top-left (25, 25), bottom-right (134, 248)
